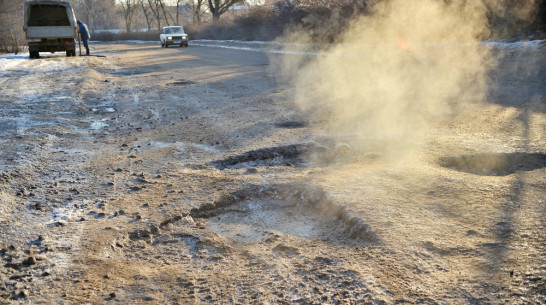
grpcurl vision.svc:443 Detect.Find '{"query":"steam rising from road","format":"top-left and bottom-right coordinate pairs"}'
top-left (279, 0), bottom-right (536, 158)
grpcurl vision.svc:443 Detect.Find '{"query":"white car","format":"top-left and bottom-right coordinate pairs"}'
top-left (160, 26), bottom-right (188, 48)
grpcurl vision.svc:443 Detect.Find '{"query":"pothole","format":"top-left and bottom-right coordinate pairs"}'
top-left (211, 143), bottom-right (351, 170)
top-left (168, 80), bottom-right (196, 86)
top-left (108, 69), bottom-right (149, 76)
top-left (274, 120), bottom-right (308, 129)
top-left (440, 152), bottom-right (546, 176)
top-left (190, 184), bottom-right (376, 244)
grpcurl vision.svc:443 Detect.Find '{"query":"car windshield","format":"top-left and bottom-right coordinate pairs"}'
top-left (165, 27), bottom-right (183, 34)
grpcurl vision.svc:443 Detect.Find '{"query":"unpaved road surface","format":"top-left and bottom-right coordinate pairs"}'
top-left (0, 42), bottom-right (545, 304)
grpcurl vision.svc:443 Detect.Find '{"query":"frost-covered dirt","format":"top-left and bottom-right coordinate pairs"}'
top-left (0, 41), bottom-right (545, 304)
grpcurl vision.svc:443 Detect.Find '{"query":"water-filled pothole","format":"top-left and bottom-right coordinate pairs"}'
top-left (190, 184), bottom-right (376, 244)
top-left (440, 152), bottom-right (546, 176)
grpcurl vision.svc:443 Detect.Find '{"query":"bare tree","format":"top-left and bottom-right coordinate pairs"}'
top-left (146, 0), bottom-right (164, 30)
top-left (0, 0), bottom-right (25, 53)
top-left (138, 0), bottom-right (153, 30)
top-left (175, 0), bottom-right (183, 25)
top-left (159, 0), bottom-right (175, 26)
top-left (176, 0), bottom-right (199, 25)
top-left (120, 0), bottom-right (138, 32)
top-left (188, 0), bottom-right (207, 24)
top-left (208, 0), bottom-right (243, 22)
top-left (73, 0), bottom-right (119, 31)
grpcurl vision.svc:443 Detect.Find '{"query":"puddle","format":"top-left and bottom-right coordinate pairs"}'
top-left (440, 152), bottom-right (546, 176)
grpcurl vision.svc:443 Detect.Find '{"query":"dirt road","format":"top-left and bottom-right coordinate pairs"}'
top-left (0, 42), bottom-right (545, 304)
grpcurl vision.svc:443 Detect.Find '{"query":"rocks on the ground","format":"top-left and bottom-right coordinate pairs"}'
top-left (22, 256), bottom-right (36, 266)
top-left (5, 263), bottom-right (19, 270)
top-left (17, 290), bottom-right (28, 299)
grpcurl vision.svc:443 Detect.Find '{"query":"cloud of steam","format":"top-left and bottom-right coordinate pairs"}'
top-left (277, 0), bottom-right (536, 158)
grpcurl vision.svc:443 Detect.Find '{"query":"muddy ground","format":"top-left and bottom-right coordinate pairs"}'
top-left (0, 42), bottom-right (545, 304)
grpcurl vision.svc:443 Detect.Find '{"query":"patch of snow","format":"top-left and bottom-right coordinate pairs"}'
top-left (89, 120), bottom-right (109, 130)
top-left (483, 39), bottom-right (545, 50)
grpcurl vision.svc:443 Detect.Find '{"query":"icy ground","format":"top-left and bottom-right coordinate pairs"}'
top-left (0, 40), bottom-right (544, 304)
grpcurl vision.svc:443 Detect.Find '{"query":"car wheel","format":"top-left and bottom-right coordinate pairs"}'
top-left (66, 50), bottom-right (71, 57)
top-left (161, 42), bottom-right (164, 48)
top-left (165, 44), bottom-right (168, 48)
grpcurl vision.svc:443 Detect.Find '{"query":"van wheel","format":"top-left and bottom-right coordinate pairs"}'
top-left (29, 51), bottom-right (39, 59)
top-left (66, 50), bottom-right (71, 57)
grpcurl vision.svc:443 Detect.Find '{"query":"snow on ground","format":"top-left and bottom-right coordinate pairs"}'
top-left (0, 52), bottom-right (81, 76)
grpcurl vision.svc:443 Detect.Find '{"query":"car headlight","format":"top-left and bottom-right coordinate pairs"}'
top-left (182, 36), bottom-right (187, 40)
top-left (167, 36), bottom-right (172, 40)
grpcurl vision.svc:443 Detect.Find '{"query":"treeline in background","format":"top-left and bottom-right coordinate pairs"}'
top-left (1, 0), bottom-right (546, 54)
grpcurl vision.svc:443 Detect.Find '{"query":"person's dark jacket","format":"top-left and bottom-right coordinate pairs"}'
top-left (77, 20), bottom-right (90, 40)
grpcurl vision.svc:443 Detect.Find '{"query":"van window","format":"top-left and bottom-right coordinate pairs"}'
top-left (28, 5), bottom-right (70, 26)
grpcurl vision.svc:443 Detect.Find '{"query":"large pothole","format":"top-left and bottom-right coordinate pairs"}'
top-left (439, 152), bottom-right (546, 176)
top-left (211, 143), bottom-right (351, 170)
top-left (190, 184), bottom-right (376, 244)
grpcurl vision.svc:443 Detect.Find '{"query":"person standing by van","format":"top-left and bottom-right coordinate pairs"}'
top-left (77, 20), bottom-right (90, 55)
